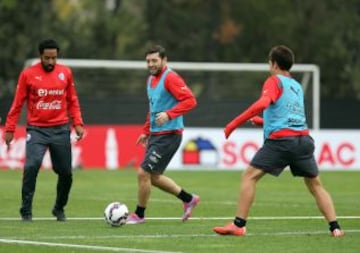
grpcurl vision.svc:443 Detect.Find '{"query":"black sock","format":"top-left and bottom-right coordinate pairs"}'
top-left (329, 220), bottom-right (341, 232)
top-left (177, 189), bottom-right (192, 203)
top-left (234, 217), bottom-right (247, 227)
top-left (135, 205), bottom-right (146, 218)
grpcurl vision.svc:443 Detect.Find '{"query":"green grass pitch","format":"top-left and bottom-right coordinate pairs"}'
top-left (0, 169), bottom-right (359, 253)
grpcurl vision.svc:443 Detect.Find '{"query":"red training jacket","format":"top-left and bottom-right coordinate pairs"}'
top-left (5, 62), bottom-right (84, 132)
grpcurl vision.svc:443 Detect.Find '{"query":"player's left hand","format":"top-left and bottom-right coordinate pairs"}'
top-left (74, 125), bottom-right (84, 141)
top-left (249, 116), bottom-right (263, 126)
top-left (155, 112), bottom-right (169, 126)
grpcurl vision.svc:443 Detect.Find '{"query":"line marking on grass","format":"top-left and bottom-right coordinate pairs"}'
top-left (1, 215), bottom-right (360, 221)
top-left (36, 229), bottom-right (360, 240)
top-left (5, 229), bottom-right (359, 242)
top-left (245, 229), bottom-right (360, 236)
top-left (0, 238), bottom-right (182, 253)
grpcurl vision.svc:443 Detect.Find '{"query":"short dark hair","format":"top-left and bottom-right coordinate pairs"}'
top-left (38, 39), bottom-right (60, 54)
top-left (268, 45), bottom-right (294, 71)
top-left (145, 45), bottom-right (166, 59)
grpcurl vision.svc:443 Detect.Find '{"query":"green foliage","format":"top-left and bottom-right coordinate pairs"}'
top-left (0, 0), bottom-right (53, 93)
top-left (0, 0), bottom-right (359, 98)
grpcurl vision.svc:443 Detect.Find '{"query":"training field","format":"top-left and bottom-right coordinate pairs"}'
top-left (0, 169), bottom-right (359, 253)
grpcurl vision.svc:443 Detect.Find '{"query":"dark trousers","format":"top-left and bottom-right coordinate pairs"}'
top-left (20, 124), bottom-right (73, 216)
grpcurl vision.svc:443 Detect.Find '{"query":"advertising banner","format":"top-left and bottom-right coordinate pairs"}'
top-left (0, 126), bottom-right (144, 170)
top-left (0, 126), bottom-right (359, 170)
top-left (172, 128), bottom-right (360, 170)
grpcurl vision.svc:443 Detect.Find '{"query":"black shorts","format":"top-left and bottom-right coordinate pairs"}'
top-left (250, 135), bottom-right (318, 177)
top-left (141, 133), bottom-right (182, 174)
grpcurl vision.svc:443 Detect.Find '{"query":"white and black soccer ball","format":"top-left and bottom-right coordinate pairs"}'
top-left (104, 202), bottom-right (129, 227)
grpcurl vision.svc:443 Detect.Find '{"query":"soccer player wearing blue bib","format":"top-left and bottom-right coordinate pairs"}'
top-left (127, 45), bottom-right (199, 224)
top-left (213, 45), bottom-right (344, 237)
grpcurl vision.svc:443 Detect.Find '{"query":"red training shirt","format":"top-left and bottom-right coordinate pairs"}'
top-left (5, 62), bottom-right (83, 132)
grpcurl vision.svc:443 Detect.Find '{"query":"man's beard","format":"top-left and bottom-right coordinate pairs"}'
top-left (150, 68), bottom-right (161, 76)
top-left (42, 63), bottom-right (55, 72)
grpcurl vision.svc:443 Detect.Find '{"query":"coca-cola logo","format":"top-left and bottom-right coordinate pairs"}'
top-left (36, 100), bottom-right (62, 110)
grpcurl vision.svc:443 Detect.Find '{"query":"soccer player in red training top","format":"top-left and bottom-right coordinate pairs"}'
top-left (213, 45), bottom-right (344, 237)
top-left (126, 45), bottom-right (200, 224)
top-left (4, 39), bottom-right (84, 222)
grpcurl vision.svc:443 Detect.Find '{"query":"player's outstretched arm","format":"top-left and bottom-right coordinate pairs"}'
top-left (224, 96), bottom-right (271, 139)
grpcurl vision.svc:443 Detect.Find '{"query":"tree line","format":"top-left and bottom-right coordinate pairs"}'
top-left (1, 0), bottom-right (359, 99)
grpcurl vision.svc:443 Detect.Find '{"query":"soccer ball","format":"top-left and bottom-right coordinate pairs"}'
top-left (104, 202), bottom-right (129, 227)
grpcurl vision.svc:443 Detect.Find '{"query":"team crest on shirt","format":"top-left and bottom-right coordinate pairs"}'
top-left (58, 72), bottom-right (65, 81)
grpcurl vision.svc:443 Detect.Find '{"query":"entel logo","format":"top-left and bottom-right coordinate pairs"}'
top-left (38, 89), bottom-right (47, 96)
top-left (38, 89), bottom-right (64, 97)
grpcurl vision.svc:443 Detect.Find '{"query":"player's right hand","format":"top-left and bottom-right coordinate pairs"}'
top-left (224, 124), bottom-right (234, 139)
